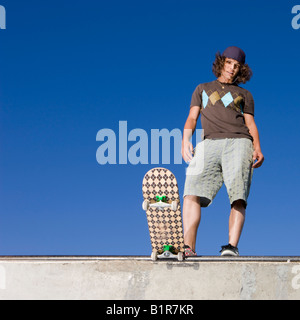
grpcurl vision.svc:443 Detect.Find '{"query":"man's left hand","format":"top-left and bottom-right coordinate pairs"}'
top-left (252, 149), bottom-right (264, 168)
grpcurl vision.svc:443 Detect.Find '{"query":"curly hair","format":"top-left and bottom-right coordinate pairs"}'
top-left (212, 52), bottom-right (253, 85)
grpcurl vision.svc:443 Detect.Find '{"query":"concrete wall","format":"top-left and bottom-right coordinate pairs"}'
top-left (0, 256), bottom-right (300, 300)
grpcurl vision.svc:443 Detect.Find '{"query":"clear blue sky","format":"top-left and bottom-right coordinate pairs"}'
top-left (0, 0), bottom-right (299, 256)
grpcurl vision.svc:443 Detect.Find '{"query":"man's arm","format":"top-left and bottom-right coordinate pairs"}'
top-left (244, 113), bottom-right (264, 168)
top-left (181, 106), bottom-right (201, 162)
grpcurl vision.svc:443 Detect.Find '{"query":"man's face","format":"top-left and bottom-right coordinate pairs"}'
top-left (221, 58), bottom-right (240, 83)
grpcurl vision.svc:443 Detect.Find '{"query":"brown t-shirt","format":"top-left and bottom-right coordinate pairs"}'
top-left (190, 80), bottom-right (254, 141)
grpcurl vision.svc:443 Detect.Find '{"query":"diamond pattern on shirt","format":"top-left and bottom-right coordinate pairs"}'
top-left (221, 92), bottom-right (234, 107)
top-left (209, 91), bottom-right (221, 105)
top-left (202, 90), bottom-right (209, 108)
top-left (202, 89), bottom-right (244, 113)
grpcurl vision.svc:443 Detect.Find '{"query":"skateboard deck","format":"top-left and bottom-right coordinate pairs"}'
top-left (142, 167), bottom-right (184, 261)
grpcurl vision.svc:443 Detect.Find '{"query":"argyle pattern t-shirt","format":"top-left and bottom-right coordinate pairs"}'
top-left (190, 80), bottom-right (254, 141)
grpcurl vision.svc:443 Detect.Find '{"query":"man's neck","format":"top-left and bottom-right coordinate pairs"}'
top-left (217, 76), bottom-right (232, 84)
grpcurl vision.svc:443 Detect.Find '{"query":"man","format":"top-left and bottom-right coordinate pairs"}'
top-left (181, 46), bottom-right (264, 257)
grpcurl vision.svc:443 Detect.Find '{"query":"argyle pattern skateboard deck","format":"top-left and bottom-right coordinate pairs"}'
top-left (142, 168), bottom-right (184, 257)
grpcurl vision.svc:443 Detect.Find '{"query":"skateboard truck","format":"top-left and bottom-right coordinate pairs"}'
top-left (151, 245), bottom-right (184, 261)
top-left (142, 196), bottom-right (178, 211)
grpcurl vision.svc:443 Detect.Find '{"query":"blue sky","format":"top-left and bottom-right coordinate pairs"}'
top-left (0, 0), bottom-right (300, 256)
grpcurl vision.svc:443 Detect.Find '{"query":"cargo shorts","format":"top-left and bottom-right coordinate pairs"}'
top-left (183, 138), bottom-right (254, 207)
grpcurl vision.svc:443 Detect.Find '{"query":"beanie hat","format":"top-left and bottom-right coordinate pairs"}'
top-left (222, 46), bottom-right (246, 64)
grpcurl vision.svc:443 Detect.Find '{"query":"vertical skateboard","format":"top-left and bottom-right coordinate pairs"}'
top-left (142, 167), bottom-right (184, 261)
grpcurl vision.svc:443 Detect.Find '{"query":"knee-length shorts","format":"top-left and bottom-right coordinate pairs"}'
top-left (184, 138), bottom-right (254, 208)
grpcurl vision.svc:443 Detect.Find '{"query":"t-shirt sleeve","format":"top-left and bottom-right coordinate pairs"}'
top-left (190, 85), bottom-right (202, 109)
top-left (243, 90), bottom-right (255, 116)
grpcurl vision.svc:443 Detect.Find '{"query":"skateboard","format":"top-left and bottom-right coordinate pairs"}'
top-left (142, 167), bottom-right (185, 261)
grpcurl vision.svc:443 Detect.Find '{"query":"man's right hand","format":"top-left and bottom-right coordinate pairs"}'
top-left (182, 140), bottom-right (194, 163)
top-left (181, 106), bottom-right (201, 163)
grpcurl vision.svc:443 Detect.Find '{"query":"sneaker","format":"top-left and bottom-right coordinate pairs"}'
top-left (220, 244), bottom-right (239, 257)
top-left (184, 245), bottom-right (197, 257)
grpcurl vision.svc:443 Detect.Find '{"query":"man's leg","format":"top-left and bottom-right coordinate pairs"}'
top-left (228, 199), bottom-right (246, 247)
top-left (222, 138), bottom-right (253, 251)
top-left (182, 195), bottom-right (201, 252)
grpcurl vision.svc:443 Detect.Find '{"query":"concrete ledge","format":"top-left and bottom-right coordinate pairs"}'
top-left (0, 256), bottom-right (300, 300)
